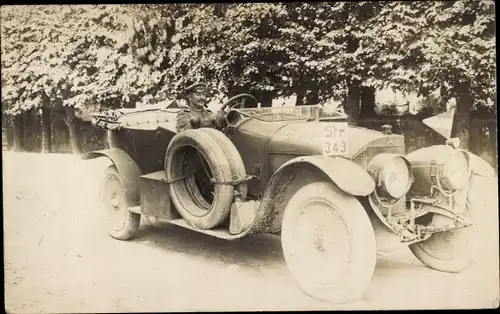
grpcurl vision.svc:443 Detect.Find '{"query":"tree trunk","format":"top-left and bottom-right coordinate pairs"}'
top-left (7, 115), bottom-right (14, 149)
top-left (228, 83), bottom-right (244, 98)
top-left (345, 80), bottom-right (361, 126)
top-left (12, 114), bottom-right (24, 151)
top-left (345, 34), bottom-right (361, 125)
top-left (258, 91), bottom-right (273, 107)
top-left (1, 119), bottom-right (6, 151)
top-left (305, 90), bottom-right (320, 106)
top-left (2, 114), bottom-right (10, 150)
top-left (360, 86), bottom-right (377, 119)
top-left (22, 111), bottom-right (33, 151)
top-left (41, 107), bottom-right (52, 153)
top-left (295, 89), bottom-right (305, 106)
top-left (63, 107), bottom-right (82, 154)
top-left (451, 82), bottom-right (472, 151)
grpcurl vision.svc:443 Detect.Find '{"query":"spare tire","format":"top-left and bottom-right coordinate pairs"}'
top-left (165, 128), bottom-right (235, 230)
top-left (197, 128), bottom-right (248, 200)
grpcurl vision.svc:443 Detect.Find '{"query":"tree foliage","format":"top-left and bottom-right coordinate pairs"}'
top-left (1, 5), bottom-right (142, 115)
top-left (358, 0), bottom-right (495, 105)
top-left (156, 2), bottom-right (388, 105)
top-left (2, 2), bottom-right (495, 113)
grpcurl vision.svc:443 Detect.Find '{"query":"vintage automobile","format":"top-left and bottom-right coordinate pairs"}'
top-left (82, 93), bottom-right (495, 304)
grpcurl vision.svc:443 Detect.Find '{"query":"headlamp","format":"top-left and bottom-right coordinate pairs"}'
top-left (439, 150), bottom-right (471, 191)
top-left (368, 153), bottom-right (413, 199)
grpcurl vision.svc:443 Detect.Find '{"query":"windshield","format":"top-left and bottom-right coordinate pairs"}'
top-left (236, 105), bottom-right (346, 122)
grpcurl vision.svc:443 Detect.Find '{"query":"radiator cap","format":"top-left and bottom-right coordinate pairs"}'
top-left (381, 124), bottom-right (392, 135)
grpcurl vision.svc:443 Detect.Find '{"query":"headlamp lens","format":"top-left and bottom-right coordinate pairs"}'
top-left (441, 150), bottom-right (470, 191)
top-left (381, 157), bottom-right (411, 199)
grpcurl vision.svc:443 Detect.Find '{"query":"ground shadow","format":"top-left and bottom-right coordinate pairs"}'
top-left (132, 223), bottom-right (285, 270)
top-left (131, 220), bottom-right (433, 277)
top-left (373, 255), bottom-right (427, 278)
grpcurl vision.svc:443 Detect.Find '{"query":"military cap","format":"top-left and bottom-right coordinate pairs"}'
top-left (184, 82), bottom-right (207, 94)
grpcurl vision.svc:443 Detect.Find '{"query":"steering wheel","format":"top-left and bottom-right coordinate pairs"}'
top-left (219, 93), bottom-right (259, 111)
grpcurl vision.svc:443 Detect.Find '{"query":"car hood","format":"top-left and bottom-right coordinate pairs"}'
top-left (267, 120), bottom-right (394, 159)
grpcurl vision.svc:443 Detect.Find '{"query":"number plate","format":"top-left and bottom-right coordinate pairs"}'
top-left (322, 122), bottom-right (348, 156)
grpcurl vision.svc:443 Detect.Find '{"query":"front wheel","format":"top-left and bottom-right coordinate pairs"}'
top-left (99, 166), bottom-right (141, 240)
top-left (281, 181), bottom-right (377, 304)
top-left (409, 205), bottom-right (475, 273)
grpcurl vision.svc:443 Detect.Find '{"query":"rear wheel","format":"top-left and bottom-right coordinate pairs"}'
top-left (281, 181), bottom-right (376, 304)
top-left (100, 166), bottom-right (140, 240)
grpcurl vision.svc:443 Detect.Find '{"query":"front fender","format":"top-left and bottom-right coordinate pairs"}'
top-left (81, 148), bottom-right (143, 205)
top-left (248, 155), bottom-right (375, 235)
top-left (277, 155), bottom-right (375, 196)
top-left (460, 149), bottom-right (497, 177)
top-left (406, 145), bottom-right (496, 178)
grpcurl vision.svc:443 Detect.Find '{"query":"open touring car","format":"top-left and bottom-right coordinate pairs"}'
top-left (82, 94), bottom-right (496, 304)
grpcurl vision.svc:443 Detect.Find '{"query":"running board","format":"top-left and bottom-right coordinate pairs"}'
top-left (127, 205), bottom-right (239, 239)
top-left (167, 219), bottom-right (242, 240)
top-left (127, 204), bottom-right (257, 240)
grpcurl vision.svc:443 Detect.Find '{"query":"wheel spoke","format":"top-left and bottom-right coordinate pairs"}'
top-left (282, 182), bottom-right (377, 303)
top-left (290, 201), bottom-right (352, 291)
top-left (103, 175), bottom-right (127, 231)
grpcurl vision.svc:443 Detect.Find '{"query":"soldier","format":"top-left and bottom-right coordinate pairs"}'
top-left (176, 82), bottom-right (214, 132)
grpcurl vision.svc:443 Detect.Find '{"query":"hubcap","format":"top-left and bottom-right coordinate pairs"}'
top-left (103, 175), bottom-right (127, 231)
top-left (110, 198), bottom-right (120, 210)
top-left (286, 200), bottom-right (352, 294)
top-left (314, 238), bottom-right (325, 252)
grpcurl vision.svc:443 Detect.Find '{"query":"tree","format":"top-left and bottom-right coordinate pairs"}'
top-left (162, 3), bottom-right (295, 106)
top-left (1, 5), bottom-right (54, 151)
top-left (357, 1), bottom-right (495, 149)
top-left (132, 3), bottom-right (375, 108)
top-left (1, 5), bottom-right (142, 153)
top-left (127, 4), bottom-right (203, 106)
top-left (311, 1), bottom-right (387, 122)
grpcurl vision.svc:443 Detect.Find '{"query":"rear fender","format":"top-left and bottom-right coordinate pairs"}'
top-left (250, 156), bottom-right (375, 234)
top-left (81, 148), bottom-right (143, 205)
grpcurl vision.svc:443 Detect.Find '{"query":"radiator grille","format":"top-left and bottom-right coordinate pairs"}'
top-left (354, 145), bottom-right (407, 215)
top-left (353, 145), bottom-right (406, 169)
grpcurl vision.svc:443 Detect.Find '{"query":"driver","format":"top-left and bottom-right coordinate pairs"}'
top-left (176, 82), bottom-right (214, 132)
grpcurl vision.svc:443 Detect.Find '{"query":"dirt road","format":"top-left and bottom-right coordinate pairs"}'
top-left (3, 152), bottom-right (499, 312)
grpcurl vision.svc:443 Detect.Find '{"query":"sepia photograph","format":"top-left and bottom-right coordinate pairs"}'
top-left (1, 2), bottom-right (498, 312)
